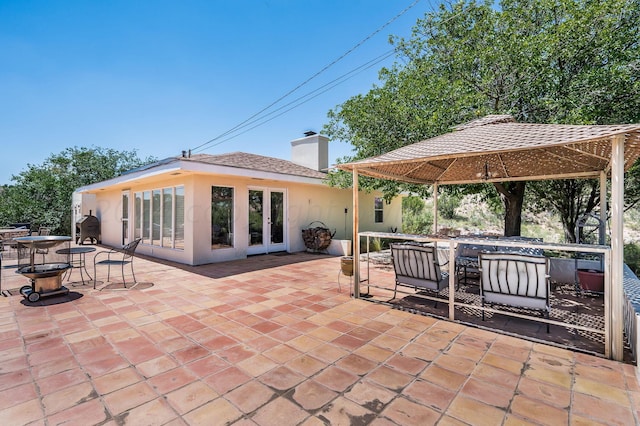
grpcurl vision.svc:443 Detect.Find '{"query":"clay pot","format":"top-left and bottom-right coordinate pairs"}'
top-left (341, 256), bottom-right (353, 277)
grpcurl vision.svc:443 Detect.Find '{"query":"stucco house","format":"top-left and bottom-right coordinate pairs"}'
top-left (72, 133), bottom-right (403, 266)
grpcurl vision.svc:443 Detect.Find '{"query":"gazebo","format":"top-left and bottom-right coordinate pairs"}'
top-left (338, 115), bottom-right (640, 361)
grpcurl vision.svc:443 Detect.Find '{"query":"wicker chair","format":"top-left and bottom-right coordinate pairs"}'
top-left (93, 238), bottom-right (141, 288)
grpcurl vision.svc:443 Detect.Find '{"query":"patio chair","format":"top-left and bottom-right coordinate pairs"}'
top-left (390, 242), bottom-right (448, 305)
top-left (32, 227), bottom-right (52, 263)
top-left (93, 238), bottom-right (141, 288)
top-left (498, 236), bottom-right (544, 256)
top-left (478, 252), bottom-right (551, 332)
top-left (3, 229), bottom-right (30, 257)
top-left (455, 240), bottom-right (497, 285)
top-left (36, 227), bottom-right (51, 236)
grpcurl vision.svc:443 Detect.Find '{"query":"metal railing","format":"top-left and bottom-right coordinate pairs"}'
top-left (355, 232), bottom-right (620, 360)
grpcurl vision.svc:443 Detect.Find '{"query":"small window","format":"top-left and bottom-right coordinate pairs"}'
top-left (374, 197), bottom-right (384, 223)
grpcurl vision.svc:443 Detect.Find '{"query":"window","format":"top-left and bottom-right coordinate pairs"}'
top-left (174, 187), bottom-right (184, 249)
top-left (374, 197), bottom-right (384, 223)
top-left (134, 185), bottom-right (184, 249)
top-left (162, 188), bottom-right (173, 247)
top-left (134, 192), bottom-right (142, 240)
top-left (212, 186), bottom-right (234, 249)
top-left (152, 189), bottom-right (161, 245)
top-left (143, 191), bottom-right (151, 244)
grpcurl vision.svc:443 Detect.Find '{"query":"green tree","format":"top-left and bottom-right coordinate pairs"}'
top-left (402, 196), bottom-right (433, 234)
top-left (324, 0), bottom-right (640, 239)
top-left (0, 147), bottom-right (155, 235)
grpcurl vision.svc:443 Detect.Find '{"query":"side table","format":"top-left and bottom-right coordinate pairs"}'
top-left (56, 246), bottom-right (97, 286)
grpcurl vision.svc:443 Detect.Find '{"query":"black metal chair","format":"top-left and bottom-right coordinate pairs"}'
top-left (455, 242), bottom-right (497, 285)
top-left (478, 252), bottom-right (551, 332)
top-left (93, 238), bottom-right (142, 288)
top-left (390, 243), bottom-right (449, 305)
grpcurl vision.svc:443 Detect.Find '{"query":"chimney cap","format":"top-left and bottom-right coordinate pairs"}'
top-left (303, 130), bottom-right (317, 137)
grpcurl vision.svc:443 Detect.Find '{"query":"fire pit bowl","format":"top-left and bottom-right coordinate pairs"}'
top-left (15, 236), bottom-right (72, 302)
top-left (17, 263), bottom-right (72, 280)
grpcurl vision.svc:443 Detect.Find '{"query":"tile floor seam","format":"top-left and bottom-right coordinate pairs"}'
top-left (423, 328), bottom-right (500, 424)
top-left (358, 307), bottom-right (456, 423)
top-left (255, 338), bottom-right (393, 423)
top-left (57, 331), bottom-right (120, 425)
top-left (17, 325), bottom-right (47, 425)
top-left (625, 377), bottom-right (640, 425)
top-left (62, 299), bottom-right (184, 424)
top-left (492, 344), bottom-right (530, 425)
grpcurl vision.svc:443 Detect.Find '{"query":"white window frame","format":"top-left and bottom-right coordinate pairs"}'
top-left (134, 185), bottom-right (184, 250)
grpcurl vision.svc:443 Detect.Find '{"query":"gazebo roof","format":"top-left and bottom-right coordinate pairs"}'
top-left (337, 115), bottom-right (640, 185)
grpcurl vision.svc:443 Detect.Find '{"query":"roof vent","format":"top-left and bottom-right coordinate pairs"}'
top-left (304, 130), bottom-right (317, 137)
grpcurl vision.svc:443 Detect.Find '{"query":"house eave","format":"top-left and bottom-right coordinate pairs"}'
top-left (75, 159), bottom-right (327, 194)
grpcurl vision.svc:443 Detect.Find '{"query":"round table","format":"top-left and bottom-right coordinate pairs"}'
top-left (56, 246), bottom-right (96, 286)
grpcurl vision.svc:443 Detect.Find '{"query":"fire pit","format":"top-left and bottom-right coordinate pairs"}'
top-left (15, 236), bottom-right (72, 302)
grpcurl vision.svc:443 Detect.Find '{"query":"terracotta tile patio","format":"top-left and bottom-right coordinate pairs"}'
top-left (1, 249), bottom-right (639, 425)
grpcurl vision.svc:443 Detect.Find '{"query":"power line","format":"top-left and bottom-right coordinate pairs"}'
top-left (189, 0), bottom-right (422, 153)
top-left (191, 49), bottom-right (396, 153)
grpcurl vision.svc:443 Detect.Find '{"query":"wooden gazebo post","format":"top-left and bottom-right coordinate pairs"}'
top-left (432, 183), bottom-right (438, 234)
top-left (610, 134), bottom-right (625, 360)
top-left (352, 168), bottom-right (360, 298)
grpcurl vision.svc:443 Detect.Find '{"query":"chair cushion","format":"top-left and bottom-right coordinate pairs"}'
top-left (391, 243), bottom-right (447, 291)
top-left (479, 252), bottom-right (549, 311)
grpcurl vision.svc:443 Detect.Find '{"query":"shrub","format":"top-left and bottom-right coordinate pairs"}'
top-left (369, 237), bottom-right (383, 252)
top-left (402, 196), bottom-right (433, 234)
top-left (438, 193), bottom-right (461, 220)
top-left (625, 243), bottom-right (640, 275)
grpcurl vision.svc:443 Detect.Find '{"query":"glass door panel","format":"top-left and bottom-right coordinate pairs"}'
top-left (270, 191), bottom-right (284, 245)
top-left (248, 188), bottom-right (286, 254)
top-left (122, 191), bottom-right (130, 245)
top-left (249, 189), bottom-right (264, 246)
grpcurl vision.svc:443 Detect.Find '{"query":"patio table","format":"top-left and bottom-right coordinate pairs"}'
top-left (56, 246), bottom-right (96, 286)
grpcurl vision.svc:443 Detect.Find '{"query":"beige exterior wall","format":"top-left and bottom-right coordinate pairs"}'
top-left (81, 172), bottom-right (403, 266)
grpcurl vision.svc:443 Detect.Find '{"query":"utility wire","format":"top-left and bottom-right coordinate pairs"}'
top-left (191, 49), bottom-right (396, 153)
top-left (189, 0), bottom-right (422, 153)
top-left (193, 50), bottom-right (395, 151)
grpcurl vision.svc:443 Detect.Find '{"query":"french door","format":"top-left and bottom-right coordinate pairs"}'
top-left (247, 188), bottom-right (286, 255)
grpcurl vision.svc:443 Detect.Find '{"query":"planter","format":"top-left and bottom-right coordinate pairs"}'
top-left (327, 239), bottom-right (352, 256)
top-left (548, 257), bottom-right (601, 284)
top-left (341, 256), bottom-right (354, 277)
top-left (577, 269), bottom-right (604, 293)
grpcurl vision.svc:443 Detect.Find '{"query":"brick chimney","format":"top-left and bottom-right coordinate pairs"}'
top-left (291, 131), bottom-right (329, 172)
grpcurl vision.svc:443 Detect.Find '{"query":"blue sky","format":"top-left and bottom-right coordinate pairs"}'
top-left (0, 0), bottom-right (435, 185)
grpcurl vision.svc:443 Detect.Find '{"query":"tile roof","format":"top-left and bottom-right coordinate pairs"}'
top-left (182, 152), bottom-right (328, 180)
top-left (339, 115), bottom-right (640, 184)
